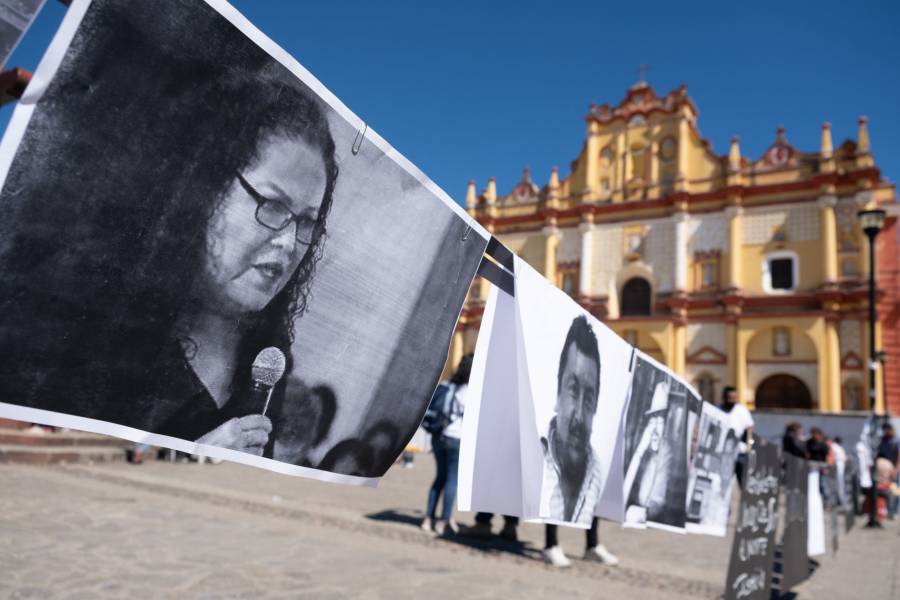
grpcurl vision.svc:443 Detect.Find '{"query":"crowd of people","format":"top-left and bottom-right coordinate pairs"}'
top-left (781, 419), bottom-right (900, 521)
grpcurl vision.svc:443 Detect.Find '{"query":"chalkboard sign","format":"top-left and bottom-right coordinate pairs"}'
top-left (780, 454), bottom-right (809, 591)
top-left (724, 438), bottom-right (781, 600)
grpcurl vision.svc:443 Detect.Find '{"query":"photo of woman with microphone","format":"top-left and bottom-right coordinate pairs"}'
top-left (0, 27), bottom-right (338, 458)
top-left (0, 0), bottom-right (486, 481)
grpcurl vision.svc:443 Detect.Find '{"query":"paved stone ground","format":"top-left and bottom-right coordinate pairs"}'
top-left (1, 457), bottom-right (897, 599)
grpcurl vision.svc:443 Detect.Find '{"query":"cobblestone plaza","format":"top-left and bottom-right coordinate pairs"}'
top-left (2, 460), bottom-right (896, 599)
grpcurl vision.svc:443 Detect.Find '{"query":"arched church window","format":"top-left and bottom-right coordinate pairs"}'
top-left (621, 277), bottom-right (652, 316)
top-left (630, 143), bottom-right (646, 180)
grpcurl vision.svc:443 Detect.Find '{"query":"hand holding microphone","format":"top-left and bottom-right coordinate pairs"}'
top-left (250, 346), bottom-right (286, 416)
top-left (196, 414), bottom-right (272, 456)
top-left (195, 347), bottom-right (286, 456)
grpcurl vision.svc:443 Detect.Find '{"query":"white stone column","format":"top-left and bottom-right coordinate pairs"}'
top-left (674, 212), bottom-right (689, 292)
top-left (578, 219), bottom-right (595, 297)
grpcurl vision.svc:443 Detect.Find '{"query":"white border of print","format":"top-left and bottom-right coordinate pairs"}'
top-left (0, 0), bottom-right (485, 486)
top-left (0, 401), bottom-right (376, 485)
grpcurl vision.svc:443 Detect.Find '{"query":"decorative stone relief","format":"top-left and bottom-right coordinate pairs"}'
top-left (557, 226), bottom-right (581, 263)
top-left (591, 225), bottom-right (623, 295)
top-left (742, 204), bottom-right (820, 245)
top-left (644, 219), bottom-right (674, 292)
top-left (687, 214), bottom-right (727, 254)
top-left (835, 197), bottom-right (860, 234)
top-left (839, 320), bottom-right (862, 357)
top-left (685, 365), bottom-right (727, 402)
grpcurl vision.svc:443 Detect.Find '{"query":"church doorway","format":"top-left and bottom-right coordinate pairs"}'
top-left (755, 374), bottom-right (813, 409)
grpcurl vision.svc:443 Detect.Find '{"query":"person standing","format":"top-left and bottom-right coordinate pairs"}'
top-left (719, 386), bottom-right (754, 487)
top-left (469, 513), bottom-right (520, 541)
top-left (543, 519), bottom-right (619, 568)
top-left (877, 423), bottom-right (899, 466)
top-left (806, 428), bottom-right (831, 463)
top-left (877, 423), bottom-right (900, 518)
top-left (422, 354), bottom-right (473, 536)
top-left (782, 422), bottom-right (808, 459)
top-left (830, 436), bottom-right (848, 508)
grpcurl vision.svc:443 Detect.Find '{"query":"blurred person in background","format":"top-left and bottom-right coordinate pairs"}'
top-left (719, 386), bottom-right (754, 486)
top-left (422, 353), bottom-right (472, 536)
top-left (782, 422), bottom-right (808, 459)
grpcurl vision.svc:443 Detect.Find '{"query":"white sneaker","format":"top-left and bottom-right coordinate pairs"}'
top-left (420, 517), bottom-right (433, 532)
top-left (542, 545), bottom-right (572, 568)
top-left (584, 544), bottom-right (619, 566)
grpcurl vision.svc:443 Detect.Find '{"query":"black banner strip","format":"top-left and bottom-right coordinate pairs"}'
top-left (477, 256), bottom-right (514, 297)
top-left (485, 236), bottom-right (515, 273)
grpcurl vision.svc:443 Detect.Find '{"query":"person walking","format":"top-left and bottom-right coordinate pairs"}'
top-left (422, 354), bottom-right (473, 536)
top-left (543, 518), bottom-right (619, 568)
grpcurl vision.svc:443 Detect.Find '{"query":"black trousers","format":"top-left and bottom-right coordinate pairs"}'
top-left (545, 517), bottom-right (599, 549)
top-left (474, 512), bottom-right (519, 526)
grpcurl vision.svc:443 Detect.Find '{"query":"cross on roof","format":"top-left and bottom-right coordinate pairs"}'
top-left (637, 64), bottom-right (649, 84)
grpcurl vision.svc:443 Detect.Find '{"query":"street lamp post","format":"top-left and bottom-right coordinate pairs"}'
top-left (859, 208), bottom-right (886, 528)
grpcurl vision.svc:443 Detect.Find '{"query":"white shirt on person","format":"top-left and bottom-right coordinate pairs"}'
top-left (724, 402), bottom-right (754, 453)
top-left (441, 383), bottom-right (467, 439)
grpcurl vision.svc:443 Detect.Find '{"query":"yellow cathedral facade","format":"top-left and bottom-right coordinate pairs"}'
top-left (452, 81), bottom-right (900, 414)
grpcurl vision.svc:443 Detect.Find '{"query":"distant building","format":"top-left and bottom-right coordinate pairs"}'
top-left (452, 82), bottom-right (899, 414)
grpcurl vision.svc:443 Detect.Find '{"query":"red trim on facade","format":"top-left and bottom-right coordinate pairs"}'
top-left (476, 168), bottom-right (887, 232)
top-left (841, 351), bottom-right (864, 370)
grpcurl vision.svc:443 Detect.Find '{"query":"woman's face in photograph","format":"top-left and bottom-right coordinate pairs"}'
top-left (202, 134), bottom-right (327, 316)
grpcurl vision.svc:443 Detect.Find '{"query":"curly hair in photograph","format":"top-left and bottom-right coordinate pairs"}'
top-left (0, 1), bottom-right (338, 425)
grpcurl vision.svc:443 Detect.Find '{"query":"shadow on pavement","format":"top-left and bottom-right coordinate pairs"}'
top-left (366, 509), bottom-right (424, 529)
top-left (365, 509), bottom-right (543, 561)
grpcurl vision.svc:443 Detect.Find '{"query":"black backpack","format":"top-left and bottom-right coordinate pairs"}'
top-left (422, 383), bottom-right (455, 435)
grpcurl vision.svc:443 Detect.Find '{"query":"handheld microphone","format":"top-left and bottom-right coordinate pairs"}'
top-left (251, 347), bottom-right (286, 416)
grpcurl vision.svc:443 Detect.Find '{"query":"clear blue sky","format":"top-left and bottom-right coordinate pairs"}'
top-left (3, 1), bottom-right (898, 205)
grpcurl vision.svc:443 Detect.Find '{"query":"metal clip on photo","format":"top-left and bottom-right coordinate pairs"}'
top-left (351, 122), bottom-right (367, 155)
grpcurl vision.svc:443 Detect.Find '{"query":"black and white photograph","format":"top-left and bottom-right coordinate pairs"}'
top-left (0, 0), bottom-right (487, 483)
top-left (513, 259), bottom-right (632, 526)
top-left (622, 353), bottom-right (693, 531)
top-left (536, 314), bottom-right (605, 526)
top-left (685, 401), bottom-right (740, 536)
